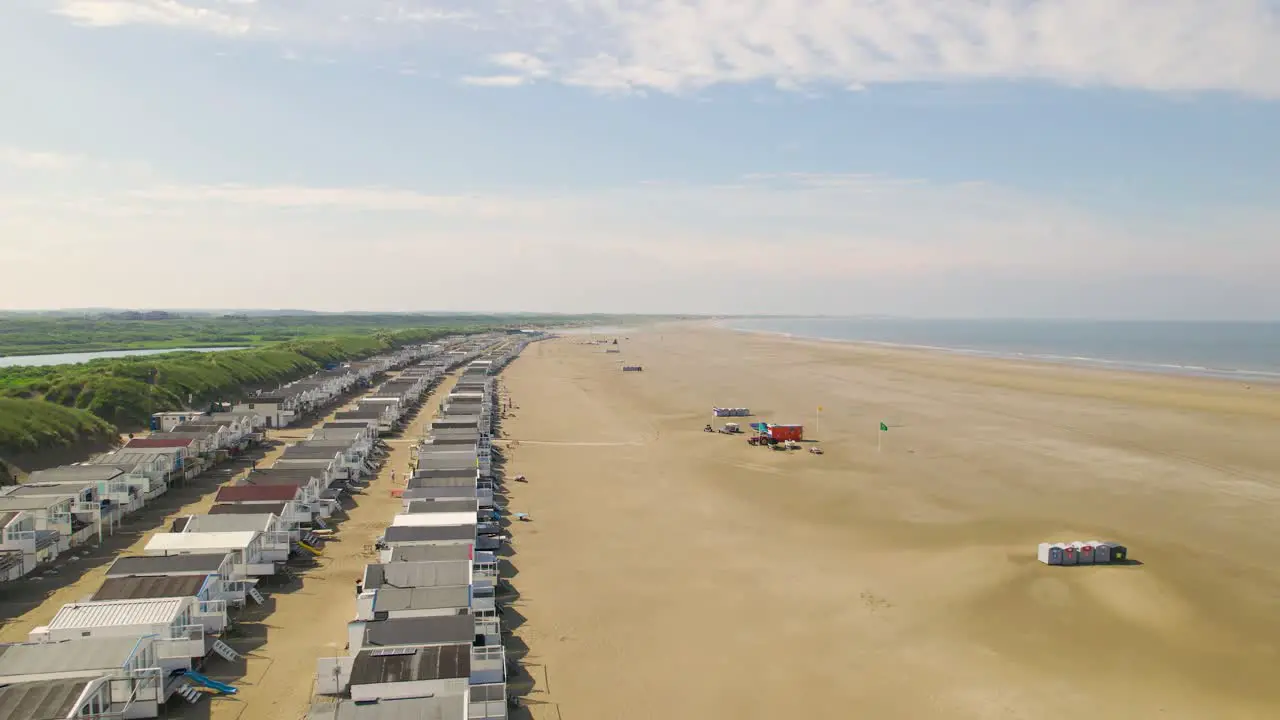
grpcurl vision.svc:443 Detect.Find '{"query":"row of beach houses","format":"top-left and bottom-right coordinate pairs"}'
top-left (0, 342), bottom-right (449, 586)
top-left (307, 337), bottom-right (535, 720)
top-left (0, 338), bottom-right (495, 719)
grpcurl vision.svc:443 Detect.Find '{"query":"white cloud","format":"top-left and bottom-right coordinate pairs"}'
top-left (130, 183), bottom-right (555, 217)
top-left (47, 0), bottom-right (1280, 98)
top-left (461, 74), bottom-right (528, 87)
top-left (1, 157), bottom-right (1277, 314)
top-left (56, 0), bottom-right (252, 35)
top-left (0, 147), bottom-right (86, 172)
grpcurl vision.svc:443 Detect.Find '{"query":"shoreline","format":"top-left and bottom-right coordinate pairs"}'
top-left (716, 322), bottom-right (1280, 385)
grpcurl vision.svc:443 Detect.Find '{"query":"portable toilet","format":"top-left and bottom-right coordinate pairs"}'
top-left (1059, 543), bottom-right (1078, 566)
top-left (1089, 541), bottom-right (1111, 564)
top-left (1037, 543), bottom-right (1064, 565)
top-left (1073, 542), bottom-right (1095, 565)
top-left (1103, 543), bottom-right (1128, 563)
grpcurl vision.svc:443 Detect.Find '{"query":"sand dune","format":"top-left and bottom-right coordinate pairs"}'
top-left (500, 326), bottom-right (1280, 720)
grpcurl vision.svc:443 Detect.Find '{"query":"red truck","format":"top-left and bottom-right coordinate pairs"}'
top-left (767, 424), bottom-right (804, 442)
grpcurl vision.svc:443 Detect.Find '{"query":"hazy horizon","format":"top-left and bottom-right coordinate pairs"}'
top-left (3, 1), bottom-right (1278, 319)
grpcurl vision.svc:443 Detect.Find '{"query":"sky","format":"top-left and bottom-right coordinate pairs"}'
top-left (1, 0), bottom-right (1279, 319)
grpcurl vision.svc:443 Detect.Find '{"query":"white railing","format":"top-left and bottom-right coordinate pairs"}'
top-left (197, 599), bottom-right (227, 617)
top-left (158, 624), bottom-right (205, 659)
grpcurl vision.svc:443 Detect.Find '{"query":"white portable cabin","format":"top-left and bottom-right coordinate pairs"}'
top-left (145, 530), bottom-right (278, 578)
top-left (1036, 542), bottom-right (1064, 565)
top-left (31, 597), bottom-right (211, 672)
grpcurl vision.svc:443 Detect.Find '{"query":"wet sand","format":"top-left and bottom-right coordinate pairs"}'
top-left (499, 326), bottom-right (1280, 720)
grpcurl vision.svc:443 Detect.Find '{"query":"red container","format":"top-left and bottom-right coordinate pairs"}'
top-left (768, 424), bottom-right (804, 441)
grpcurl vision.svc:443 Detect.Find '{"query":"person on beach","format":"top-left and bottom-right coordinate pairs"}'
top-left (391, 469), bottom-right (396, 483)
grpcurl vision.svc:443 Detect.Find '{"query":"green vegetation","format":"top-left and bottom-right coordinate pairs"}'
top-left (0, 323), bottom-right (493, 459)
top-left (0, 397), bottom-right (119, 458)
top-left (0, 313), bottom-right (643, 357)
top-left (0, 311), bottom-right (676, 462)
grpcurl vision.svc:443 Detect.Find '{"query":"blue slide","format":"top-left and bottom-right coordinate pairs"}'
top-left (183, 670), bottom-right (239, 695)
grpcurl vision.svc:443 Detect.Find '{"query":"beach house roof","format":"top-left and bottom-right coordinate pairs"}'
top-left (281, 446), bottom-right (347, 460)
top-left (145, 530), bottom-right (258, 554)
top-left (0, 636), bottom-right (143, 678)
top-left (382, 525), bottom-right (475, 544)
top-left (26, 466), bottom-right (123, 484)
top-left (385, 544), bottom-right (473, 563)
top-left (47, 597), bottom-right (188, 630)
top-left (125, 438), bottom-right (196, 449)
top-left (364, 561), bottom-right (470, 589)
top-left (391, 512), bottom-right (477, 529)
top-left (401, 488), bottom-right (482, 505)
top-left (92, 574), bottom-right (210, 602)
top-left (371, 585), bottom-right (471, 613)
top-left (405, 499), bottom-right (479, 514)
top-left (215, 485), bottom-right (300, 503)
top-left (360, 615), bottom-right (474, 648)
top-left (209, 501), bottom-right (288, 516)
top-left (0, 679), bottom-right (93, 720)
top-left (179, 513), bottom-right (277, 534)
top-left (349, 643), bottom-right (470, 685)
top-left (106, 553), bottom-right (228, 577)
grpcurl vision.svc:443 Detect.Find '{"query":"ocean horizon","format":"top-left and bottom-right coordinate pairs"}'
top-left (719, 318), bottom-right (1280, 383)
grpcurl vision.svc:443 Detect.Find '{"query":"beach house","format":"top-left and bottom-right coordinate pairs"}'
top-left (214, 484), bottom-right (313, 525)
top-left (234, 394), bottom-right (292, 428)
top-left (30, 597), bottom-right (221, 669)
top-left (172, 513), bottom-right (293, 559)
top-left (0, 636), bottom-right (170, 719)
top-left (105, 552), bottom-right (254, 608)
top-left (0, 486), bottom-right (108, 549)
top-left (122, 437), bottom-right (199, 479)
top-left (144, 530), bottom-right (280, 581)
top-left (0, 509), bottom-right (61, 579)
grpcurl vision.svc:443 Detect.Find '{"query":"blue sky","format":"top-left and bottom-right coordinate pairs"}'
top-left (2, 0), bottom-right (1278, 318)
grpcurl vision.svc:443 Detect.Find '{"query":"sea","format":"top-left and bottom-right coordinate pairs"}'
top-left (720, 318), bottom-right (1280, 383)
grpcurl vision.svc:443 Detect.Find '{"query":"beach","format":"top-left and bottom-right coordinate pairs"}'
top-left (500, 325), bottom-right (1280, 719)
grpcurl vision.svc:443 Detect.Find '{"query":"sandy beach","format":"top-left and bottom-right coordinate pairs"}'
top-left (499, 325), bottom-right (1280, 720)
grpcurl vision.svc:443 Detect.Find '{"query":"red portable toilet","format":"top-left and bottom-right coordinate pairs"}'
top-left (1060, 544), bottom-right (1078, 566)
top-left (1073, 542), bottom-right (1095, 565)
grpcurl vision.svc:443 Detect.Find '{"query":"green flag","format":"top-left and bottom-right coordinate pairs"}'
top-left (880, 422), bottom-right (889, 432)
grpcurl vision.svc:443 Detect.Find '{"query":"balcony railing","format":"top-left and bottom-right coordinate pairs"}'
top-left (197, 599), bottom-right (227, 616)
top-left (157, 624), bottom-right (205, 659)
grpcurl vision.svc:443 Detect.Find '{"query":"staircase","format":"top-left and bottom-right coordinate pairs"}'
top-left (211, 639), bottom-right (241, 662)
top-left (247, 587), bottom-right (266, 605)
top-left (177, 684), bottom-right (203, 704)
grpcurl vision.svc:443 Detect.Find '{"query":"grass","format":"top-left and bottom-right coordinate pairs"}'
top-left (0, 325), bottom-right (484, 460)
top-left (0, 397), bottom-right (119, 458)
top-left (0, 313), bottom-right (644, 357)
